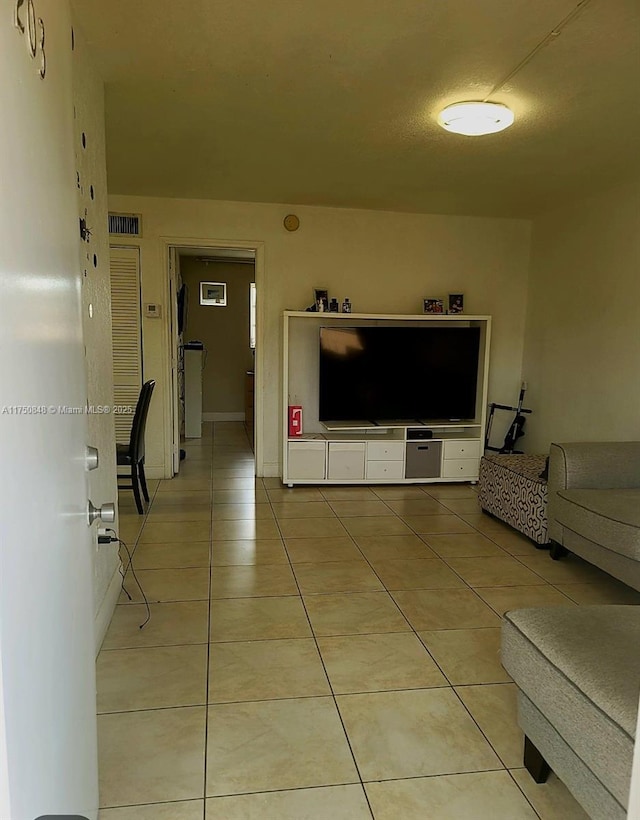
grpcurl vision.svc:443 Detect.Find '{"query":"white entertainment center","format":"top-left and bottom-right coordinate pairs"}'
top-left (282, 311), bottom-right (491, 487)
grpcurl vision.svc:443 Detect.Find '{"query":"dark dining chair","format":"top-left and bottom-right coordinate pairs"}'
top-left (117, 379), bottom-right (155, 514)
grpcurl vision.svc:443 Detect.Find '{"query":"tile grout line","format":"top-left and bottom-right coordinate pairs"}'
top-left (107, 435), bottom-right (603, 815)
top-left (505, 767), bottom-right (545, 820)
top-left (322, 500), bottom-right (523, 780)
top-left (273, 481), bottom-right (523, 807)
top-left (205, 421), bottom-right (266, 810)
top-left (194, 421), bottom-right (214, 815)
top-left (372, 502), bottom-right (535, 778)
top-left (305, 491), bottom-right (548, 787)
top-left (268, 488), bottom-right (377, 819)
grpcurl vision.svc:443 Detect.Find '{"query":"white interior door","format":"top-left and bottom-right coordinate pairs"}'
top-left (0, 5), bottom-right (98, 819)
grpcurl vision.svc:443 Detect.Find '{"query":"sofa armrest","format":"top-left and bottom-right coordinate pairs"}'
top-left (547, 441), bottom-right (640, 544)
top-left (548, 442), bottom-right (640, 492)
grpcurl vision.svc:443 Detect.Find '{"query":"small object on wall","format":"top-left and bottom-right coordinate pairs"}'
top-left (283, 214), bottom-right (300, 232)
top-left (200, 281), bottom-right (227, 306)
top-left (144, 303), bottom-right (162, 318)
top-left (313, 288), bottom-right (329, 312)
top-left (448, 293), bottom-right (464, 314)
top-left (329, 298), bottom-right (339, 312)
top-left (423, 298), bottom-right (444, 314)
top-left (288, 405), bottom-right (303, 437)
top-left (79, 215), bottom-right (92, 242)
top-left (342, 298), bottom-right (352, 313)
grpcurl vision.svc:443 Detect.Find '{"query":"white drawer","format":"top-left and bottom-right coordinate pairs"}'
top-left (328, 442), bottom-right (366, 453)
top-left (442, 458), bottom-right (479, 479)
top-left (287, 441), bottom-right (326, 480)
top-left (328, 442), bottom-right (365, 480)
top-left (366, 441), bottom-right (404, 461)
top-left (366, 460), bottom-right (404, 480)
top-left (443, 439), bottom-right (481, 460)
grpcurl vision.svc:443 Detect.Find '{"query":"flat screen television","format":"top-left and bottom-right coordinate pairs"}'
top-left (319, 326), bottom-right (481, 423)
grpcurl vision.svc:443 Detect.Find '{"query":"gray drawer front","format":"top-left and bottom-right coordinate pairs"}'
top-left (405, 441), bottom-right (442, 479)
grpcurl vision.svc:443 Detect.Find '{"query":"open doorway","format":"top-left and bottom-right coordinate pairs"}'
top-left (167, 244), bottom-right (258, 475)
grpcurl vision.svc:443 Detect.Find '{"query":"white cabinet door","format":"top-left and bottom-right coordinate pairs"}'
top-left (328, 442), bottom-right (366, 480)
top-left (288, 441), bottom-right (326, 480)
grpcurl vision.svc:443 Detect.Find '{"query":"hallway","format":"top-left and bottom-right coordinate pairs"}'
top-left (96, 423), bottom-right (638, 818)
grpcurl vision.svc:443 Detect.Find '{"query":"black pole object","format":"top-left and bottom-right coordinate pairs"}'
top-left (500, 382), bottom-right (528, 454)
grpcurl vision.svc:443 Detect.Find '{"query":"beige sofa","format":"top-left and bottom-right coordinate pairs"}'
top-left (502, 605), bottom-right (640, 820)
top-left (547, 441), bottom-right (640, 590)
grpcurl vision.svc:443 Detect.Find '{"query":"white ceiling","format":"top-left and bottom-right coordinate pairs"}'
top-left (72, 0), bottom-right (640, 217)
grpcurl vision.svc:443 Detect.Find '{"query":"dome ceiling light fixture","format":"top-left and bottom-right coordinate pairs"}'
top-left (437, 101), bottom-right (515, 136)
top-left (436, 0), bottom-right (594, 137)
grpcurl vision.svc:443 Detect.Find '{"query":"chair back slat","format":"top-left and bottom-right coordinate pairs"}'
top-left (129, 379), bottom-right (155, 462)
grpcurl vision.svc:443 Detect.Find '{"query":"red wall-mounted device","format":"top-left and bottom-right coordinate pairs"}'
top-left (288, 405), bottom-right (303, 437)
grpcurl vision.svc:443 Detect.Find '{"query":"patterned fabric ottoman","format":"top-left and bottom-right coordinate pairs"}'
top-left (478, 453), bottom-right (549, 545)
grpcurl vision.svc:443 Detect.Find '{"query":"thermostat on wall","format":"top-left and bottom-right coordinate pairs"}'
top-left (144, 303), bottom-right (162, 318)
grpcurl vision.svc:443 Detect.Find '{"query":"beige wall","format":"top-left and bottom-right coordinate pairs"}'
top-left (181, 258), bottom-right (255, 415)
top-left (522, 177), bottom-right (640, 452)
top-left (107, 194), bottom-right (532, 476)
top-left (72, 21), bottom-right (119, 648)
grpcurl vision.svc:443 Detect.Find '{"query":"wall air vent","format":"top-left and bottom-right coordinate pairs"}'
top-left (108, 212), bottom-right (142, 237)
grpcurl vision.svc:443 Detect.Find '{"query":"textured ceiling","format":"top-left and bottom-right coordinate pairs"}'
top-left (72, 0), bottom-right (640, 217)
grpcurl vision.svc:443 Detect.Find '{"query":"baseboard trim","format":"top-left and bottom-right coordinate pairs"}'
top-left (262, 461), bottom-right (281, 478)
top-left (203, 412), bottom-right (245, 422)
top-left (94, 562), bottom-right (122, 655)
top-left (145, 467), bottom-right (168, 480)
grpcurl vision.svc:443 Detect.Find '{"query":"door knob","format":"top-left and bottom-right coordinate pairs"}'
top-left (88, 501), bottom-right (115, 525)
top-left (85, 445), bottom-right (99, 471)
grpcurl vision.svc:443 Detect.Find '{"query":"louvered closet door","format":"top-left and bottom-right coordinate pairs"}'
top-left (110, 247), bottom-right (142, 444)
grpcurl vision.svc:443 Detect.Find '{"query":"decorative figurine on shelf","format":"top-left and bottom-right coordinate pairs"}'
top-left (342, 297), bottom-right (352, 313)
top-left (329, 298), bottom-right (339, 312)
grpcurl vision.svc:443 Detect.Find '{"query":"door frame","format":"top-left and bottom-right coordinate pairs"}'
top-left (162, 237), bottom-right (265, 474)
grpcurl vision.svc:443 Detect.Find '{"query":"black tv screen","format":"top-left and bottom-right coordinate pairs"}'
top-left (319, 326), bottom-right (480, 422)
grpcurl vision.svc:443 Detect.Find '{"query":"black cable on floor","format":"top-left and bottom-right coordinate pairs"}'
top-left (107, 528), bottom-right (151, 629)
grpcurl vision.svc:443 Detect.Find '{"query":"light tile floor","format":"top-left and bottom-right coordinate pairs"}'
top-left (98, 422), bottom-right (640, 819)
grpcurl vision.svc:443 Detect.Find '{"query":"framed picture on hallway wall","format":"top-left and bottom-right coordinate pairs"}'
top-left (200, 281), bottom-right (227, 306)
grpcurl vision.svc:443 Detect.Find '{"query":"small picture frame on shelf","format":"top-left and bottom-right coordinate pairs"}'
top-left (423, 298), bottom-right (444, 314)
top-left (313, 288), bottom-right (329, 312)
top-left (448, 293), bottom-right (464, 314)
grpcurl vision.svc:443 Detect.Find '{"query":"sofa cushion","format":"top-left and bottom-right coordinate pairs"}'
top-left (502, 606), bottom-right (640, 807)
top-left (555, 488), bottom-right (640, 561)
